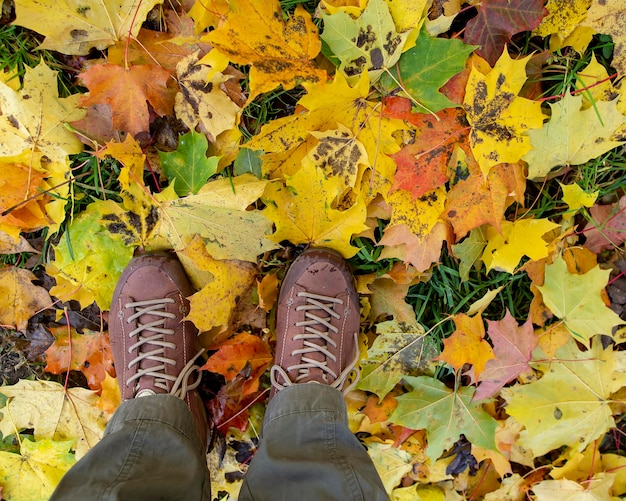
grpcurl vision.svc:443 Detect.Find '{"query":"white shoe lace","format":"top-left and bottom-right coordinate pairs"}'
top-left (270, 292), bottom-right (360, 395)
top-left (124, 298), bottom-right (204, 399)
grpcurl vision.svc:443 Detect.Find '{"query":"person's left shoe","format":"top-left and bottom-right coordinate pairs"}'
top-left (109, 252), bottom-right (209, 449)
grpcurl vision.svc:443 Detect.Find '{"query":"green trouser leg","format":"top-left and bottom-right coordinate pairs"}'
top-left (240, 384), bottom-right (389, 501)
top-left (51, 386), bottom-right (388, 501)
top-left (50, 395), bottom-right (211, 501)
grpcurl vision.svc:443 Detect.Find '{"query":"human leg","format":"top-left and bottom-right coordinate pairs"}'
top-left (51, 253), bottom-right (211, 500)
top-left (240, 249), bottom-right (388, 501)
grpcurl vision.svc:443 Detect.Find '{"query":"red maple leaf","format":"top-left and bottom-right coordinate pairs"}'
top-left (464, 0), bottom-right (547, 65)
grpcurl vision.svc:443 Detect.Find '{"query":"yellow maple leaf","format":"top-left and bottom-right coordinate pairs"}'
top-left (188, 0), bottom-right (229, 33)
top-left (97, 136), bottom-right (146, 192)
top-left (247, 72), bottom-right (404, 198)
top-left (503, 339), bottom-right (626, 457)
top-left (575, 54), bottom-right (616, 108)
top-left (185, 242), bottom-right (256, 332)
top-left (157, 175), bottom-right (277, 262)
top-left (481, 218), bottom-right (560, 273)
top-left (533, 0), bottom-right (593, 50)
top-left (303, 125), bottom-right (369, 195)
top-left (13, 0), bottom-right (164, 55)
top-left (463, 52), bottom-right (545, 176)
top-left (0, 438), bottom-right (75, 501)
top-left (0, 380), bottom-right (111, 459)
top-left (583, 0), bottom-right (626, 77)
top-left (206, 0), bottom-right (326, 102)
top-left (560, 182), bottom-right (598, 220)
top-left (262, 163), bottom-right (368, 258)
top-left (0, 266), bottom-right (51, 332)
top-left (0, 62), bottom-right (84, 163)
top-left (386, 188), bottom-right (447, 238)
top-left (174, 52), bottom-right (241, 142)
top-left (523, 93), bottom-right (625, 180)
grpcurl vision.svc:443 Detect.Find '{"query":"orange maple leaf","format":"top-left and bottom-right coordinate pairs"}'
top-left (385, 99), bottom-right (468, 199)
top-left (45, 327), bottom-right (115, 391)
top-left (201, 332), bottom-right (272, 396)
top-left (437, 313), bottom-right (494, 378)
top-left (79, 63), bottom-right (174, 136)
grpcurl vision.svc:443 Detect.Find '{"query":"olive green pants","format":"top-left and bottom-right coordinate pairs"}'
top-left (51, 384), bottom-right (388, 500)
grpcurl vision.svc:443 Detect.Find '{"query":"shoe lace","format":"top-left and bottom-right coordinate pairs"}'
top-left (270, 292), bottom-right (360, 395)
top-left (124, 298), bottom-right (204, 399)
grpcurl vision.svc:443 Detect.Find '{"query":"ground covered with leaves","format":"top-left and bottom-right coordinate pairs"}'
top-left (0, 0), bottom-right (625, 499)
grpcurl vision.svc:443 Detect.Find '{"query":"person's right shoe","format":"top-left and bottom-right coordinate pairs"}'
top-left (270, 248), bottom-right (361, 399)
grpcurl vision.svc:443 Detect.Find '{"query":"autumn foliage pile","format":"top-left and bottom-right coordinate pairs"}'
top-left (0, 0), bottom-right (626, 499)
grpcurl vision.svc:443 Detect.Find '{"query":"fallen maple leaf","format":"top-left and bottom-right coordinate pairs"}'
top-left (0, 438), bottom-right (75, 501)
top-left (45, 327), bottom-right (115, 392)
top-left (464, 52), bottom-right (545, 175)
top-left (47, 203), bottom-right (134, 309)
top-left (247, 71), bottom-right (403, 196)
top-left (538, 256), bottom-right (622, 345)
top-left (523, 93), bottom-right (625, 180)
top-left (464, 0), bottom-right (547, 65)
top-left (0, 154), bottom-right (50, 238)
top-left (534, 0), bottom-right (593, 48)
top-left (365, 441), bottom-right (413, 494)
top-left (0, 61), bottom-right (84, 163)
top-left (262, 163), bottom-right (368, 258)
top-left (582, 195), bottom-right (626, 253)
top-left (366, 278), bottom-right (421, 331)
top-left (390, 375), bottom-right (498, 461)
top-left (475, 310), bottom-right (537, 400)
top-left (207, 0), bottom-right (326, 102)
top-left (379, 29), bottom-right (475, 113)
top-left (13, 0), bottom-right (163, 55)
top-left (201, 332), bottom-right (272, 395)
top-left (503, 339), bottom-right (626, 457)
top-left (174, 52), bottom-right (241, 142)
top-left (183, 240), bottom-right (257, 332)
top-left (321, 0), bottom-right (410, 84)
top-left (386, 188), bottom-right (446, 238)
top-left (207, 374), bottom-right (264, 434)
top-left (157, 174), bottom-right (278, 262)
top-left (357, 319), bottom-right (435, 399)
top-left (583, 0), bottom-right (626, 77)
top-left (80, 63), bottom-right (174, 136)
top-left (437, 313), bottom-right (494, 379)
top-left (389, 107), bottom-right (468, 199)
top-left (0, 266), bottom-right (50, 332)
top-left (0, 380), bottom-right (111, 459)
top-left (444, 161), bottom-right (526, 240)
top-left (481, 218), bottom-right (560, 274)
top-left (158, 130), bottom-right (220, 196)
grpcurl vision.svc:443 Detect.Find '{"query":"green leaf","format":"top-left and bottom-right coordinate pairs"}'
top-left (537, 256), bottom-right (623, 345)
top-left (158, 130), bottom-right (220, 196)
top-left (390, 376), bottom-right (498, 461)
top-left (320, 0), bottom-right (410, 84)
top-left (451, 226), bottom-right (487, 282)
top-left (379, 28), bottom-right (476, 113)
top-left (47, 203), bottom-right (134, 309)
top-left (234, 148), bottom-right (263, 178)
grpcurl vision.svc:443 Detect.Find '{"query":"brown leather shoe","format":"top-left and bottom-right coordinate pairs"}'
top-left (109, 252), bottom-right (209, 449)
top-left (270, 248), bottom-right (361, 399)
